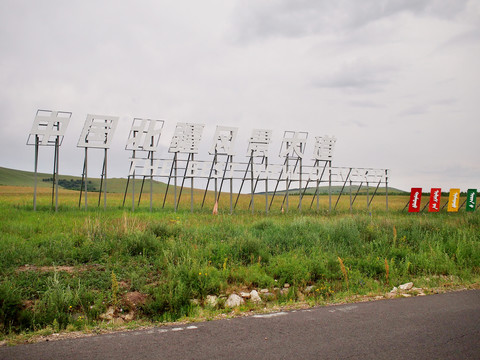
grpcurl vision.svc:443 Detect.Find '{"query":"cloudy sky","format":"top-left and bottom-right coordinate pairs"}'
top-left (1, 0), bottom-right (479, 191)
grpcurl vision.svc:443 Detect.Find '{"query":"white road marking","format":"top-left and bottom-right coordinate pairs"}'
top-left (329, 305), bottom-right (358, 313)
top-left (253, 312), bottom-right (288, 318)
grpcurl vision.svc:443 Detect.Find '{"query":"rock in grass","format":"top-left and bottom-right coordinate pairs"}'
top-left (305, 286), bottom-right (315, 293)
top-left (226, 294), bottom-right (245, 308)
top-left (240, 292), bottom-right (251, 299)
top-left (206, 295), bottom-right (218, 307)
top-left (399, 282), bottom-right (414, 291)
top-left (261, 292), bottom-right (276, 301)
top-left (100, 307), bottom-right (115, 321)
top-left (190, 299), bottom-right (200, 305)
top-left (260, 289), bottom-right (269, 294)
top-left (250, 290), bottom-right (262, 304)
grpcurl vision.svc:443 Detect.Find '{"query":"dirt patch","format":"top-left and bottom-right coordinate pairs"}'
top-left (16, 264), bottom-right (104, 273)
top-left (123, 292), bottom-right (148, 309)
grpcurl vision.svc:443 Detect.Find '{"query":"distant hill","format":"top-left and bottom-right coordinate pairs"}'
top-left (258, 185), bottom-right (407, 196)
top-left (0, 166), bottom-right (167, 193)
top-left (0, 166), bottom-right (407, 195)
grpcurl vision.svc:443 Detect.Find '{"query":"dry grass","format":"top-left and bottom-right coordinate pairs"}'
top-left (1, 185), bottom-right (408, 213)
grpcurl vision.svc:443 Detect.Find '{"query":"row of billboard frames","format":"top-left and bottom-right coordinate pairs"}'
top-left (27, 110), bottom-right (389, 213)
top-left (406, 188), bottom-right (478, 213)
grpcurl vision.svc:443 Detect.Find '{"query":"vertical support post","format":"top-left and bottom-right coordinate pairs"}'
top-left (33, 135), bottom-right (39, 211)
top-left (265, 157), bottom-right (268, 215)
top-left (104, 149), bottom-right (107, 210)
top-left (349, 180), bottom-right (352, 213)
top-left (298, 157), bottom-right (302, 212)
top-left (123, 176), bottom-right (131, 207)
top-left (98, 158), bottom-right (104, 207)
top-left (132, 151), bottom-right (136, 211)
top-left (214, 151), bottom-right (218, 206)
top-left (328, 161), bottom-right (332, 212)
top-left (334, 168), bottom-right (352, 211)
top-left (366, 181), bottom-right (370, 213)
top-left (177, 153), bottom-right (192, 207)
top-left (150, 151), bottom-right (153, 212)
top-left (285, 154), bottom-right (290, 213)
top-left (250, 151), bottom-right (254, 215)
top-left (268, 157), bottom-right (288, 211)
top-left (51, 138), bottom-right (57, 208)
top-left (216, 154), bottom-right (231, 203)
top-left (54, 137), bottom-right (59, 212)
top-left (385, 169), bottom-right (389, 212)
top-left (234, 156), bottom-right (252, 209)
top-left (162, 156), bottom-right (176, 209)
top-left (174, 153), bottom-right (178, 212)
top-left (285, 155), bottom-right (289, 213)
top-left (312, 160), bottom-right (322, 212)
top-left (230, 169), bottom-right (233, 215)
top-left (79, 156), bottom-right (85, 208)
top-left (191, 154), bottom-right (194, 213)
top-left (84, 148), bottom-right (88, 210)
top-left (201, 153), bottom-right (217, 209)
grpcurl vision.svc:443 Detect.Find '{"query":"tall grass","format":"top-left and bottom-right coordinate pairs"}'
top-left (0, 186), bottom-right (479, 336)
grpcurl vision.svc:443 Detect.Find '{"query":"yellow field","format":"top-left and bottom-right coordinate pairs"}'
top-left (0, 185), bottom-right (416, 213)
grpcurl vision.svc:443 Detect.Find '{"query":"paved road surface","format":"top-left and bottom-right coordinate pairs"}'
top-left (1, 290), bottom-right (479, 359)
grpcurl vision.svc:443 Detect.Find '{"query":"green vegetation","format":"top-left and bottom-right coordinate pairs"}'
top-left (0, 166), bottom-right (406, 195)
top-left (0, 187), bottom-right (479, 340)
top-left (0, 166), bottom-right (167, 193)
top-left (42, 178), bottom-right (98, 192)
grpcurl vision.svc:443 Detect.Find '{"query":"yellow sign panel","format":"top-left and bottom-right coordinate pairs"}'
top-left (447, 188), bottom-right (461, 212)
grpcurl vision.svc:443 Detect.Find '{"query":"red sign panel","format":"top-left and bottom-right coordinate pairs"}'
top-left (408, 188), bottom-right (422, 212)
top-left (428, 188), bottom-right (441, 212)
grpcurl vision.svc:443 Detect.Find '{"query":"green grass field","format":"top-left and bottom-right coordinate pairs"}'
top-left (0, 168), bottom-right (479, 343)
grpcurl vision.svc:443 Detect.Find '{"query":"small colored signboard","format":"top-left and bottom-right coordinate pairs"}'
top-left (447, 189), bottom-right (461, 212)
top-left (408, 188), bottom-right (422, 213)
top-left (428, 188), bottom-right (441, 212)
top-left (466, 189), bottom-right (477, 212)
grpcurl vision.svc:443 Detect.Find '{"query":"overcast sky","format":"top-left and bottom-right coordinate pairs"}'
top-left (1, 0), bottom-right (479, 191)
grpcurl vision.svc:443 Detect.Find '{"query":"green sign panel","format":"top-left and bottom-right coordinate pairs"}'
top-left (466, 189), bottom-right (477, 212)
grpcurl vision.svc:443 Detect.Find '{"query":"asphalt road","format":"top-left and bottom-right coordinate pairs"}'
top-left (1, 290), bottom-right (479, 360)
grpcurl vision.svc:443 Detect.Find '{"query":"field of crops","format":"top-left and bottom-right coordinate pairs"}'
top-left (1, 185), bottom-right (479, 343)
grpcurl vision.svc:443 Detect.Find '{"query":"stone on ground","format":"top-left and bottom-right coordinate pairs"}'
top-left (250, 290), bottom-right (262, 303)
top-left (226, 294), bottom-right (245, 308)
top-left (206, 295), bottom-right (218, 307)
top-left (399, 282), bottom-right (414, 291)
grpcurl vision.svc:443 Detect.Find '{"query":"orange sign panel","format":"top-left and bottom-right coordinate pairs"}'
top-left (447, 189), bottom-right (461, 212)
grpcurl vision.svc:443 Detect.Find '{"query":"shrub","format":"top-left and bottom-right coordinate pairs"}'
top-left (0, 281), bottom-right (32, 333)
top-left (142, 280), bottom-right (192, 322)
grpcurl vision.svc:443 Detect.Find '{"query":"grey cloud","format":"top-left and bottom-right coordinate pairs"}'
top-left (418, 165), bottom-right (480, 179)
top-left (432, 98), bottom-right (458, 106)
top-left (399, 104), bottom-right (429, 116)
top-left (232, 0), bottom-right (470, 42)
top-left (348, 101), bottom-right (384, 108)
top-left (399, 97), bottom-right (458, 116)
top-left (312, 60), bottom-right (397, 92)
top-left (340, 119), bottom-right (368, 128)
top-left (435, 29), bottom-right (480, 52)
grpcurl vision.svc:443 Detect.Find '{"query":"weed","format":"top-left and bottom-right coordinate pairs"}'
top-left (338, 257), bottom-right (349, 290)
top-left (0, 189), bottom-right (479, 336)
top-left (111, 271), bottom-right (119, 308)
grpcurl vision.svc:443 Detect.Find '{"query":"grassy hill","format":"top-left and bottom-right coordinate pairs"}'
top-left (0, 166), bottom-right (406, 195)
top-left (259, 185), bottom-right (407, 196)
top-left (0, 166), bottom-right (167, 193)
